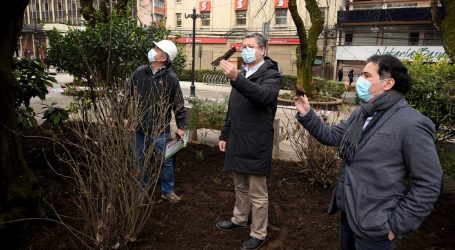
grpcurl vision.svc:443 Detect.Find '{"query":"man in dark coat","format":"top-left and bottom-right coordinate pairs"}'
top-left (215, 32), bottom-right (282, 250)
top-left (126, 40), bottom-right (186, 203)
top-left (294, 55), bottom-right (442, 249)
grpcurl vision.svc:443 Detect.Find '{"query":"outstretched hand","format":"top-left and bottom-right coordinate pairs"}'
top-left (294, 95), bottom-right (311, 117)
top-left (219, 60), bottom-right (238, 81)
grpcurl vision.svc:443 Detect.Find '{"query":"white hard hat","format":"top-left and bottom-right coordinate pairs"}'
top-left (154, 40), bottom-right (178, 62)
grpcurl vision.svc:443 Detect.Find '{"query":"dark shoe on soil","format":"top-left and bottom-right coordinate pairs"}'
top-left (216, 219), bottom-right (246, 230)
top-left (241, 236), bottom-right (264, 250)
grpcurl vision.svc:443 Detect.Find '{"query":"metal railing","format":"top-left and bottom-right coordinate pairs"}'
top-left (202, 73), bottom-right (230, 86)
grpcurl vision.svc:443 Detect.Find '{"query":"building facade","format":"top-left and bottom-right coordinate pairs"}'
top-left (166, 0), bottom-right (343, 77)
top-left (336, 0), bottom-right (445, 82)
top-left (19, 0), bottom-right (165, 59)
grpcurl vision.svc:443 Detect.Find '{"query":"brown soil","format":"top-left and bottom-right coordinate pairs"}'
top-left (17, 126), bottom-right (455, 250)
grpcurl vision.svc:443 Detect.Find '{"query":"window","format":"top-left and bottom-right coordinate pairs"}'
top-left (154, 13), bottom-right (164, 22)
top-left (345, 33), bottom-right (353, 45)
top-left (176, 13), bottom-right (182, 27)
top-left (275, 9), bottom-right (287, 25)
top-left (387, 3), bottom-right (417, 9)
top-left (42, 0), bottom-right (53, 22)
top-left (409, 32), bottom-right (419, 45)
top-left (54, 0), bottom-right (65, 23)
top-left (154, 0), bottom-right (165, 8)
top-left (202, 13), bottom-right (210, 27)
top-left (236, 11), bottom-right (246, 26)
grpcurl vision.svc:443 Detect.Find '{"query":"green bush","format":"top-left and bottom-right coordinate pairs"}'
top-left (314, 77), bottom-right (345, 98)
top-left (437, 144), bottom-right (455, 180)
top-left (13, 58), bottom-right (56, 128)
top-left (404, 53), bottom-right (455, 142)
top-left (47, 12), bottom-right (186, 90)
top-left (187, 97), bottom-right (227, 130)
top-left (281, 75), bottom-right (297, 90)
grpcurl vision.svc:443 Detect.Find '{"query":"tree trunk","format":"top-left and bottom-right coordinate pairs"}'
top-left (289, 0), bottom-right (324, 98)
top-left (0, 0), bottom-right (40, 244)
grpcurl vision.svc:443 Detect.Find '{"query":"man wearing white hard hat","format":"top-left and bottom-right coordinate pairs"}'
top-left (126, 39), bottom-right (186, 203)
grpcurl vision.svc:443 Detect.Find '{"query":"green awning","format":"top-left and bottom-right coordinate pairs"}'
top-left (313, 58), bottom-right (322, 65)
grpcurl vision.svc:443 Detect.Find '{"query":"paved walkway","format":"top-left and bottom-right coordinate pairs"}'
top-left (30, 71), bottom-right (356, 161)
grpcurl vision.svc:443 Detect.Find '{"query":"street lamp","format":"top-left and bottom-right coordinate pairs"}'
top-left (185, 7), bottom-right (202, 97)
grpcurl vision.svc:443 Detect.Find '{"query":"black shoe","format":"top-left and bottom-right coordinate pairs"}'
top-left (241, 236), bottom-right (265, 250)
top-left (216, 219), bottom-right (247, 230)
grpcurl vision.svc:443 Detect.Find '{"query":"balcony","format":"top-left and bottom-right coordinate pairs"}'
top-left (337, 7), bottom-right (444, 26)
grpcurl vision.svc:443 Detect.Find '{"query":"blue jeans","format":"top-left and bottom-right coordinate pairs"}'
top-left (133, 132), bottom-right (175, 194)
top-left (340, 212), bottom-right (394, 250)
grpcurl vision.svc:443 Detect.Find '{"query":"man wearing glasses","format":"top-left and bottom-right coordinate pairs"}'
top-left (215, 32), bottom-right (282, 250)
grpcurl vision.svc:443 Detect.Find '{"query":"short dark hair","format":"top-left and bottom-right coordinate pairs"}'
top-left (244, 32), bottom-right (267, 48)
top-left (367, 55), bottom-right (411, 94)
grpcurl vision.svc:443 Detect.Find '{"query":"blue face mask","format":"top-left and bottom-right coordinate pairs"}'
top-left (241, 47), bottom-right (256, 64)
top-left (355, 77), bottom-right (373, 102)
top-left (147, 49), bottom-right (156, 62)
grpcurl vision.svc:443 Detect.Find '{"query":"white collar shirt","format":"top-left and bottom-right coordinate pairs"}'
top-left (244, 60), bottom-right (265, 78)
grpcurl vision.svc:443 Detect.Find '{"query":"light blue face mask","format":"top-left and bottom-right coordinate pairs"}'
top-left (355, 76), bottom-right (373, 102)
top-left (241, 47), bottom-right (256, 64)
top-left (147, 49), bottom-right (156, 62)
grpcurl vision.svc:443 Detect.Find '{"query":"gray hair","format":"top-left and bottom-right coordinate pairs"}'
top-left (244, 32), bottom-right (267, 48)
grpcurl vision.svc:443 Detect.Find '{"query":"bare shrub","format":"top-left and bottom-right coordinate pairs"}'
top-left (52, 87), bottom-right (172, 248)
top-left (283, 109), bottom-right (342, 188)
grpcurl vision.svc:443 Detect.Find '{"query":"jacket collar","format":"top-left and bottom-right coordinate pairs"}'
top-left (357, 98), bottom-right (408, 149)
top-left (246, 57), bottom-right (278, 80)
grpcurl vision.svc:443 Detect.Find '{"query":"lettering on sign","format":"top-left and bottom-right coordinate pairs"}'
top-left (201, 1), bottom-right (207, 11)
top-left (236, 0), bottom-right (243, 9)
top-left (375, 47), bottom-right (447, 60)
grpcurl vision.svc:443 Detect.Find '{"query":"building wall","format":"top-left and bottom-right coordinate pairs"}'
top-left (336, 0), bottom-right (445, 83)
top-left (165, 0), bottom-right (342, 77)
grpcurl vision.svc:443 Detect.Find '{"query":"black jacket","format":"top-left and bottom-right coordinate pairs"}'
top-left (126, 64), bottom-right (186, 134)
top-left (220, 57), bottom-right (282, 175)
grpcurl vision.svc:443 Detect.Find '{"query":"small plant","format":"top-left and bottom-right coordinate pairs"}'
top-left (195, 150), bottom-right (204, 160)
top-left (187, 97), bottom-right (228, 130)
top-left (283, 110), bottom-right (342, 188)
top-left (42, 103), bottom-right (69, 128)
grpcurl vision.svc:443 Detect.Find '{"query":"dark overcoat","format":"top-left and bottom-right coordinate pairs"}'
top-left (220, 57), bottom-right (282, 175)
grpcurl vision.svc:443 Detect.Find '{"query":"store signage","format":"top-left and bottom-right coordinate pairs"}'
top-left (230, 43), bottom-right (243, 51)
top-left (268, 38), bottom-right (300, 44)
top-left (235, 0), bottom-right (248, 10)
top-left (274, 0), bottom-right (288, 8)
top-left (336, 46), bottom-right (448, 61)
top-left (199, 1), bottom-right (211, 12)
top-left (177, 37), bottom-right (227, 44)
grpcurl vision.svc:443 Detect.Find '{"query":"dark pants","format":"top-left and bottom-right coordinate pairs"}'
top-left (340, 212), bottom-right (394, 250)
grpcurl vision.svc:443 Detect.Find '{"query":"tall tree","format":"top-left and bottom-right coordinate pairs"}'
top-left (0, 0), bottom-right (40, 244)
top-left (289, 0), bottom-right (324, 98)
top-left (431, 0), bottom-right (454, 61)
top-left (81, 0), bottom-right (130, 26)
